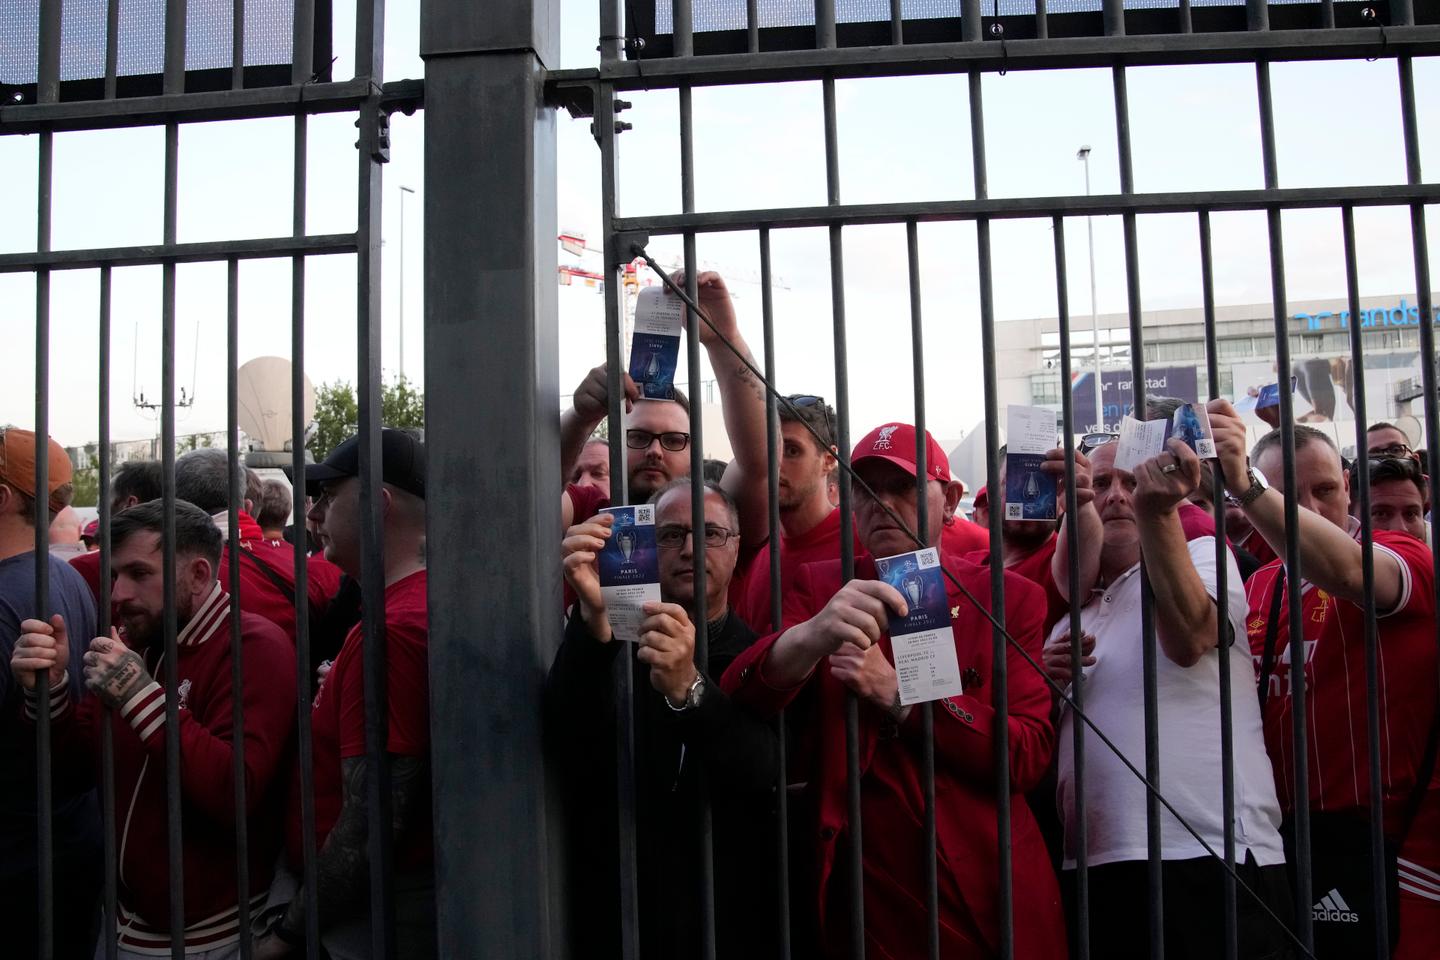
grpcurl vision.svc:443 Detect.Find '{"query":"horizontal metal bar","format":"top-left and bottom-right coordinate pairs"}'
top-left (0, 234), bottom-right (358, 272)
top-left (0, 78), bottom-right (424, 135)
top-left (615, 184), bottom-right (1440, 235)
top-left (546, 25), bottom-right (1440, 94)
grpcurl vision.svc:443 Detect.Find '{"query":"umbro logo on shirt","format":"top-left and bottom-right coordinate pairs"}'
top-left (1312, 889), bottom-right (1360, 924)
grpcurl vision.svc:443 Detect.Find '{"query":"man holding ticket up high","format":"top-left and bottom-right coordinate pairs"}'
top-left (721, 423), bottom-right (1065, 960)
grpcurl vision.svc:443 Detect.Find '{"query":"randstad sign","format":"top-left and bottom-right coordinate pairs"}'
top-left (1296, 299), bottom-right (1440, 331)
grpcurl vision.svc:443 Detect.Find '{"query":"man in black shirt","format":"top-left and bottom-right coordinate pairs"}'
top-left (548, 478), bottom-right (779, 958)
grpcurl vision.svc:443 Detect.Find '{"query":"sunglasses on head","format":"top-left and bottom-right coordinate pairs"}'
top-left (784, 394), bottom-right (836, 446)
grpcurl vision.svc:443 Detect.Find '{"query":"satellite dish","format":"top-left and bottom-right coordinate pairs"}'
top-left (236, 357), bottom-right (316, 452)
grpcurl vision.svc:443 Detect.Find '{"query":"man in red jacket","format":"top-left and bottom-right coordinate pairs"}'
top-left (721, 422), bottom-right (1065, 959)
top-left (12, 498), bottom-right (296, 957)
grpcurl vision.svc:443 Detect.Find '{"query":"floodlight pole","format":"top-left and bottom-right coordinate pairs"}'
top-left (399, 184), bottom-right (416, 383)
top-left (1078, 145), bottom-right (1102, 430)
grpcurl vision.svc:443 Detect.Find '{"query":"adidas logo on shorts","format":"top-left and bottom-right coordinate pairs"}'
top-left (1312, 889), bottom-right (1360, 924)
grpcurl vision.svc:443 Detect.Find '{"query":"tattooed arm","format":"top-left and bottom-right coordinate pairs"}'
top-left (273, 754), bottom-right (429, 944)
top-left (677, 270), bottom-right (772, 546)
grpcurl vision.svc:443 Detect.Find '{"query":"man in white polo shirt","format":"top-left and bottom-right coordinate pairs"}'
top-left (1049, 437), bottom-right (1291, 960)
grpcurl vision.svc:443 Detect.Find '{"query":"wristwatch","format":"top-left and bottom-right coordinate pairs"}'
top-left (1229, 466), bottom-right (1269, 509)
top-left (665, 674), bottom-right (706, 713)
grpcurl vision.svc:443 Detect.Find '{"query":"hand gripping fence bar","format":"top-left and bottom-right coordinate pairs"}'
top-left (633, 246), bottom-right (1322, 960)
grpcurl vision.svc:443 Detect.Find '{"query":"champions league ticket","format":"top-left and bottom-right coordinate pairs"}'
top-left (628, 287), bottom-right (685, 401)
top-left (598, 505), bottom-right (661, 643)
top-left (1004, 404), bottom-right (1059, 522)
top-left (875, 547), bottom-right (964, 706)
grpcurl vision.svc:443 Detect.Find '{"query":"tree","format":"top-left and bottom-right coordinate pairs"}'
top-left (307, 375), bottom-right (425, 461)
top-left (70, 466), bottom-right (99, 508)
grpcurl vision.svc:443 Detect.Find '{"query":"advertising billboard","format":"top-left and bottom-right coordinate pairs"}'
top-left (1070, 366), bottom-right (1199, 432)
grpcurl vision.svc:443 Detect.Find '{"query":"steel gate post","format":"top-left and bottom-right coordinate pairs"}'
top-left (420, 0), bottom-right (562, 955)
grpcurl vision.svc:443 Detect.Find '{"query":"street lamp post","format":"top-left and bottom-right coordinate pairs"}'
top-left (399, 184), bottom-right (416, 383)
top-left (1077, 145), bottom-right (1103, 430)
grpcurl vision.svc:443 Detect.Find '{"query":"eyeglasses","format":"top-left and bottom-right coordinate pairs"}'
top-left (1368, 443), bottom-right (1414, 459)
top-left (1079, 432), bottom-right (1118, 455)
top-left (626, 429), bottom-right (690, 452)
top-left (655, 523), bottom-right (738, 549)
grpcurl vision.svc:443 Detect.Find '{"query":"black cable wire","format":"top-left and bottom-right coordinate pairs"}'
top-left (634, 244), bottom-right (1318, 960)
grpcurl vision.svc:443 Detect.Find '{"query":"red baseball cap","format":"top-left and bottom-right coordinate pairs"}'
top-left (0, 427), bottom-right (73, 515)
top-left (974, 485), bottom-right (989, 509)
top-left (851, 422), bottom-right (952, 483)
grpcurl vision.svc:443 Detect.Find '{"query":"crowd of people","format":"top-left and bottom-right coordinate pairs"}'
top-left (2, 427), bottom-right (432, 960)
top-left (0, 269), bottom-right (1435, 959)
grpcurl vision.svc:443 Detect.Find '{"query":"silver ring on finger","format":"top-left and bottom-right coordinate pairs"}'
top-left (1161, 462), bottom-right (1179, 474)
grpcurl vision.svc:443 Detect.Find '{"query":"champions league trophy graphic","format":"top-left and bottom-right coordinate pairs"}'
top-left (1023, 469), bottom-right (1042, 500)
top-left (616, 527), bottom-right (637, 565)
top-left (901, 565), bottom-right (923, 610)
top-left (644, 352), bottom-right (661, 380)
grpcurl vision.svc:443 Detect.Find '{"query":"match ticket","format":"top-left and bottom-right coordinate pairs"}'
top-left (1004, 405), bottom-right (1059, 522)
top-left (628, 287), bottom-right (685, 401)
top-left (1169, 402), bottom-right (1216, 459)
top-left (875, 547), bottom-right (964, 706)
top-left (1113, 415), bottom-right (1169, 473)
top-left (597, 505), bottom-right (661, 643)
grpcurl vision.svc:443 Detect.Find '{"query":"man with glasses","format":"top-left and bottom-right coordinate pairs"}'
top-left (1207, 405), bottom-right (1438, 959)
top-left (560, 271), bottom-right (769, 537)
top-left (1367, 421), bottom-right (1421, 464)
top-left (548, 478), bottom-right (780, 956)
top-left (722, 422), bottom-right (1065, 959)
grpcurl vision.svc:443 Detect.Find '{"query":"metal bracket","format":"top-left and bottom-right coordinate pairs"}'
top-left (545, 76), bottom-right (596, 119)
top-left (355, 105), bottom-right (391, 163)
top-left (608, 232), bottom-right (650, 268)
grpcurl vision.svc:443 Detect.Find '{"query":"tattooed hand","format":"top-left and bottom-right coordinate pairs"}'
top-left (82, 632), bottom-right (153, 709)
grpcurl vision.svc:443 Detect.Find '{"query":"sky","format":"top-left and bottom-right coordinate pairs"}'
top-left (1, 1), bottom-right (1437, 453)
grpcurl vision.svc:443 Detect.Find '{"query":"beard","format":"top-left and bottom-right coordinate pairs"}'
top-left (778, 477), bottom-right (818, 512)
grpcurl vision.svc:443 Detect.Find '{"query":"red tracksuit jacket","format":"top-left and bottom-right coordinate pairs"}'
top-left (36, 582), bottom-right (296, 952)
top-left (721, 550), bottom-right (1067, 960)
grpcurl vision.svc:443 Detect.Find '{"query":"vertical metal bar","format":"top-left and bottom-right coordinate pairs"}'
top-left (356, 0), bottom-right (393, 952)
top-left (104, 0), bottom-right (120, 99)
top-left (232, 0), bottom-right (246, 89)
top-left (906, 221), bottom-right (940, 960)
top-left (1102, 0), bottom-right (1125, 37)
top-left (967, 62), bottom-right (1013, 960)
top-left (820, 56), bottom-right (863, 957)
top-left (161, 117), bottom-right (186, 960)
top-left (417, 0), bottom-right (561, 955)
top-left (165, 0), bottom-right (187, 94)
top-left (1255, 57), bottom-right (1313, 951)
top-left (1245, 0), bottom-right (1268, 32)
top-left (673, 0), bottom-right (693, 56)
top-left (1340, 205), bottom-right (1389, 960)
top-left (293, 0), bottom-right (316, 82)
top-left (1052, 216), bottom-right (1088, 960)
top-left (747, 0), bottom-right (759, 53)
top-left (420, 0), bottom-right (561, 951)
top-left (225, 260), bottom-right (252, 960)
top-left (758, 228), bottom-right (792, 960)
top-left (595, 0), bottom-right (639, 951)
top-left (1114, 61), bottom-right (1164, 960)
top-left (890, 0), bottom-right (904, 45)
top-left (1036, 0), bottom-right (1048, 40)
top-left (33, 5), bottom-right (60, 957)
top-left (98, 265), bottom-right (119, 960)
top-left (1397, 50), bottom-right (1440, 852)
top-left (1199, 211), bottom-right (1239, 960)
top-left (1178, 0), bottom-right (1192, 34)
top-left (817, 0), bottom-right (836, 51)
top-left (677, 60), bottom-right (717, 959)
top-left (1320, 0), bottom-right (1335, 30)
top-left (290, 106), bottom-right (321, 960)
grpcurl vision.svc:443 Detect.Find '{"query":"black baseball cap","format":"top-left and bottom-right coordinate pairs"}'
top-left (305, 429), bottom-right (426, 500)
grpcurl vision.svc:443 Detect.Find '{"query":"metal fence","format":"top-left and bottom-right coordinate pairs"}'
top-left (6, 0), bottom-right (1439, 959)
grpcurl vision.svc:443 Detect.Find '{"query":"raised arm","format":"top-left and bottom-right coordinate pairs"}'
top-left (1044, 447), bottom-right (1102, 603)
top-left (1133, 439), bottom-right (1222, 667)
top-left (1208, 398), bottom-right (1406, 611)
top-left (560, 364), bottom-right (638, 484)
top-left (676, 270), bottom-right (772, 545)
